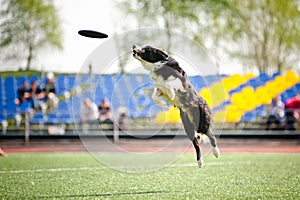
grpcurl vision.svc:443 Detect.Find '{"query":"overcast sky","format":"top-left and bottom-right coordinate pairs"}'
top-left (37, 0), bottom-right (113, 73)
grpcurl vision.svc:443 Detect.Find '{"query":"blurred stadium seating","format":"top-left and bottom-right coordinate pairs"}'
top-left (0, 70), bottom-right (299, 132)
top-left (155, 70), bottom-right (300, 126)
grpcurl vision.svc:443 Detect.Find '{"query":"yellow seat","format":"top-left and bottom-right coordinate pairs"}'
top-left (167, 107), bottom-right (181, 124)
top-left (244, 73), bottom-right (255, 80)
top-left (225, 110), bottom-right (243, 123)
top-left (210, 82), bottom-right (228, 107)
top-left (154, 107), bottom-right (181, 124)
top-left (199, 88), bottom-right (213, 107)
top-left (285, 70), bottom-right (298, 87)
top-left (154, 111), bottom-right (168, 124)
top-left (213, 111), bottom-right (226, 123)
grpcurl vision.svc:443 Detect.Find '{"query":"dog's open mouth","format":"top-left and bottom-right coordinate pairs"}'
top-left (132, 45), bottom-right (142, 57)
top-left (132, 49), bottom-right (139, 57)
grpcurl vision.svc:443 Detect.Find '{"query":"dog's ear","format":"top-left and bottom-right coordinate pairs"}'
top-left (165, 58), bottom-right (186, 77)
top-left (144, 46), bottom-right (168, 60)
top-left (156, 49), bottom-right (168, 60)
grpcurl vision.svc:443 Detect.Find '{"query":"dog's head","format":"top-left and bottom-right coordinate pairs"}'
top-left (132, 45), bottom-right (169, 71)
top-left (132, 45), bottom-right (168, 63)
top-left (132, 45), bottom-right (186, 77)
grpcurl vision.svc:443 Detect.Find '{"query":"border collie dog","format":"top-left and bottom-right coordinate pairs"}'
top-left (132, 45), bottom-right (220, 168)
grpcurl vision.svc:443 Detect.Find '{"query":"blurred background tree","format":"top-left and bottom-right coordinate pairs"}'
top-left (0, 0), bottom-right (63, 70)
top-left (117, 0), bottom-right (300, 74)
top-left (116, 0), bottom-right (199, 51)
top-left (114, 0), bottom-right (199, 74)
top-left (201, 0), bottom-right (300, 74)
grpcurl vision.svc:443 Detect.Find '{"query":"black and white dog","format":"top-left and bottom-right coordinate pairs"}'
top-left (132, 45), bottom-right (220, 168)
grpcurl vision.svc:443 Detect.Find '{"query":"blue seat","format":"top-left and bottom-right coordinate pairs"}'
top-left (70, 96), bottom-right (81, 109)
top-left (285, 88), bottom-right (296, 99)
top-left (78, 74), bottom-right (90, 84)
top-left (56, 100), bottom-right (70, 113)
top-left (281, 92), bottom-right (289, 103)
top-left (72, 112), bottom-right (81, 124)
top-left (258, 73), bottom-right (270, 82)
top-left (6, 102), bottom-right (19, 118)
top-left (81, 90), bottom-right (94, 101)
top-left (131, 103), bottom-right (161, 118)
top-left (0, 77), bottom-right (4, 110)
top-left (204, 75), bottom-right (220, 86)
top-left (295, 83), bottom-right (300, 91)
top-left (103, 75), bottom-right (114, 85)
top-left (29, 75), bottom-right (40, 83)
top-left (30, 112), bottom-right (46, 124)
top-left (212, 101), bottom-right (230, 113)
top-left (4, 76), bottom-right (16, 100)
top-left (56, 75), bottom-right (67, 95)
top-left (67, 75), bottom-right (76, 90)
top-left (0, 76), bottom-right (3, 95)
top-left (95, 87), bottom-right (105, 103)
top-left (229, 86), bottom-right (243, 96)
top-left (20, 101), bottom-right (32, 112)
top-left (189, 75), bottom-right (206, 91)
top-left (128, 75), bottom-right (139, 87)
top-left (0, 112), bottom-right (7, 123)
top-left (17, 76), bottom-right (27, 87)
top-left (4, 76), bottom-right (15, 87)
top-left (240, 111), bottom-right (256, 123)
top-left (271, 72), bottom-right (281, 80)
top-left (136, 95), bottom-right (149, 105)
top-left (45, 112), bottom-right (60, 124)
top-left (5, 88), bottom-right (17, 100)
top-left (254, 105), bottom-right (267, 117)
top-left (60, 113), bottom-right (75, 124)
top-left (0, 99), bottom-right (4, 111)
top-left (248, 79), bottom-right (261, 90)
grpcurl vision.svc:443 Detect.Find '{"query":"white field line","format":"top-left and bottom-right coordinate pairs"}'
top-left (0, 161), bottom-right (251, 174)
top-left (0, 167), bottom-right (105, 174)
top-left (172, 161), bottom-right (252, 168)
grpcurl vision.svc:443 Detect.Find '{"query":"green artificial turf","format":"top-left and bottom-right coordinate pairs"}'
top-left (0, 152), bottom-right (299, 199)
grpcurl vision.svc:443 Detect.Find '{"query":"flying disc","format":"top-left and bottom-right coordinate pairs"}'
top-left (78, 30), bottom-right (108, 39)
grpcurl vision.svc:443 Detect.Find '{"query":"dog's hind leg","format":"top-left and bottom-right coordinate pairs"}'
top-left (206, 129), bottom-right (220, 158)
top-left (192, 138), bottom-right (203, 168)
top-left (180, 110), bottom-right (203, 168)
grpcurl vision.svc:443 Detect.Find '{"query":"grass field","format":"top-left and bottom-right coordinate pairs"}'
top-left (0, 152), bottom-right (299, 199)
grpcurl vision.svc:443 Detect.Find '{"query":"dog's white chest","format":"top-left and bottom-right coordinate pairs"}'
top-left (150, 73), bottom-right (184, 108)
top-left (152, 74), bottom-right (183, 91)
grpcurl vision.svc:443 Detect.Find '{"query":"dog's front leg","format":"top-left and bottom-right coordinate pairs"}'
top-left (165, 87), bottom-right (176, 101)
top-left (165, 78), bottom-right (183, 101)
top-left (152, 88), bottom-right (167, 108)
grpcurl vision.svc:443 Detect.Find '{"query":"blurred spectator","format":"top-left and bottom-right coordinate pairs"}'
top-left (285, 94), bottom-right (300, 130)
top-left (14, 81), bottom-right (28, 127)
top-left (98, 98), bottom-right (113, 124)
top-left (28, 81), bottom-right (47, 112)
top-left (14, 81), bottom-right (31, 106)
top-left (80, 98), bottom-right (99, 122)
top-left (40, 72), bottom-right (59, 111)
top-left (266, 96), bottom-right (285, 130)
top-left (80, 98), bottom-right (99, 133)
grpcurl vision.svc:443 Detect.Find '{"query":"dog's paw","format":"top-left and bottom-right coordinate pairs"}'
top-left (160, 103), bottom-right (168, 108)
top-left (154, 100), bottom-right (167, 108)
top-left (166, 88), bottom-right (176, 101)
top-left (152, 96), bottom-right (167, 108)
top-left (197, 157), bottom-right (204, 168)
top-left (212, 146), bottom-right (220, 158)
